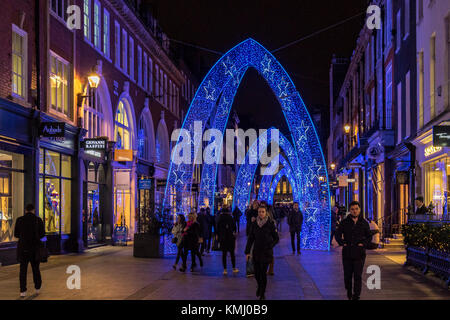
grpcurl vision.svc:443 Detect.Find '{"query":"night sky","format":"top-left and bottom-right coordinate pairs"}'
top-left (153, 0), bottom-right (368, 134)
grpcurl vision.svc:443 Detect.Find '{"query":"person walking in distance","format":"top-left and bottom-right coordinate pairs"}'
top-left (330, 206), bottom-right (338, 246)
top-left (245, 204), bottom-right (279, 300)
top-left (197, 208), bottom-right (210, 255)
top-left (287, 202), bottom-right (303, 254)
top-left (217, 206), bottom-right (239, 275)
top-left (14, 204), bottom-right (45, 298)
top-left (181, 212), bottom-right (203, 272)
top-left (171, 214), bottom-right (186, 270)
top-left (232, 206), bottom-right (242, 233)
top-left (335, 201), bottom-right (372, 300)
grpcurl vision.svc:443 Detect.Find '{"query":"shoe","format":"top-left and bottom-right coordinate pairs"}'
top-left (246, 273), bottom-right (254, 278)
top-left (256, 287), bottom-right (261, 297)
top-left (347, 291), bottom-right (352, 300)
top-left (352, 295), bottom-right (360, 301)
top-left (297, 251), bottom-right (301, 255)
top-left (179, 267), bottom-right (186, 272)
top-left (232, 268), bottom-right (239, 273)
top-left (35, 289), bottom-right (40, 295)
top-left (259, 295), bottom-right (266, 300)
top-left (20, 292), bottom-right (26, 298)
top-left (190, 266), bottom-right (195, 272)
top-left (172, 264), bottom-right (177, 270)
top-left (223, 269), bottom-right (228, 275)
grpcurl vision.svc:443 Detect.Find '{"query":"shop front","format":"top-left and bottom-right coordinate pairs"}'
top-left (414, 125), bottom-right (450, 220)
top-left (137, 161), bottom-right (155, 233)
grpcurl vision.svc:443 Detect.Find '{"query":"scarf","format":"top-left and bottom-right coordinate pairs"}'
top-left (256, 216), bottom-right (268, 228)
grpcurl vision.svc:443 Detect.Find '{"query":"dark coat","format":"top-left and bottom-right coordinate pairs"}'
top-left (245, 208), bottom-right (258, 236)
top-left (217, 213), bottom-right (236, 251)
top-left (197, 213), bottom-right (212, 238)
top-left (287, 209), bottom-right (303, 233)
top-left (415, 205), bottom-right (428, 215)
top-left (184, 221), bottom-right (201, 250)
top-left (331, 211), bottom-right (337, 231)
top-left (14, 212), bottom-right (45, 259)
top-left (245, 219), bottom-right (279, 264)
top-left (335, 215), bottom-right (372, 260)
top-left (232, 207), bottom-right (242, 223)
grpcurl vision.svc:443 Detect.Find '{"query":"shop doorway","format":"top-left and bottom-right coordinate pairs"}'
top-left (114, 170), bottom-right (134, 240)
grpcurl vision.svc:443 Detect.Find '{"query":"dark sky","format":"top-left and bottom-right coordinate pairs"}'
top-left (153, 0), bottom-right (368, 134)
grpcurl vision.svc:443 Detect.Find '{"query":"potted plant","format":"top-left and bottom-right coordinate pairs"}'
top-left (133, 206), bottom-right (173, 258)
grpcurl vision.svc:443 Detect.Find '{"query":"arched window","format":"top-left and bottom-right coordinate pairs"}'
top-left (84, 86), bottom-right (104, 138)
top-left (156, 119), bottom-right (169, 165)
top-left (138, 118), bottom-right (148, 160)
top-left (115, 100), bottom-right (131, 149)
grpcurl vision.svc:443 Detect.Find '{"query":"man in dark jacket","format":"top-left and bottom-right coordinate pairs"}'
top-left (217, 207), bottom-right (238, 274)
top-left (335, 201), bottom-right (372, 300)
top-left (232, 206), bottom-right (242, 233)
top-left (197, 208), bottom-right (211, 255)
top-left (287, 202), bottom-right (303, 254)
top-left (14, 204), bottom-right (45, 297)
top-left (414, 196), bottom-right (428, 215)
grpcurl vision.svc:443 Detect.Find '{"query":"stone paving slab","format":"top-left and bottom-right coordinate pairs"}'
top-left (0, 222), bottom-right (448, 300)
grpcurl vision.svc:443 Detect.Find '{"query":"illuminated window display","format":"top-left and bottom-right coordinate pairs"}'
top-left (115, 101), bottom-right (131, 150)
top-left (114, 170), bottom-right (134, 239)
top-left (39, 149), bottom-right (72, 234)
top-left (424, 156), bottom-right (450, 218)
top-left (86, 162), bottom-right (105, 245)
top-left (0, 150), bottom-right (24, 243)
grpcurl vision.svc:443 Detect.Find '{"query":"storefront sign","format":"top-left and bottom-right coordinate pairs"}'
top-left (114, 149), bottom-right (133, 162)
top-left (433, 126), bottom-right (450, 147)
top-left (113, 225), bottom-right (128, 246)
top-left (138, 179), bottom-right (153, 190)
top-left (83, 138), bottom-right (107, 150)
top-left (338, 175), bottom-right (348, 187)
top-left (39, 122), bottom-right (65, 138)
top-left (116, 171), bottom-right (131, 190)
top-left (424, 145), bottom-right (442, 157)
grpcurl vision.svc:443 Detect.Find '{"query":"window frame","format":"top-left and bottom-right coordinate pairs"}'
top-left (93, 0), bottom-right (101, 50)
top-left (83, 0), bottom-right (91, 43)
top-left (49, 51), bottom-right (72, 120)
top-left (11, 24), bottom-right (28, 100)
top-left (102, 8), bottom-right (110, 58)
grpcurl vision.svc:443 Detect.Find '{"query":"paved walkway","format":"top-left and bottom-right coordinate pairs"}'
top-left (0, 222), bottom-right (448, 300)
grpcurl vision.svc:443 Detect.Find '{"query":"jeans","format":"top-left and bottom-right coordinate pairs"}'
top-left (343, 256), bottom-right (365, 298)
top-left (222, 249), bottom-right (236, 269)
top-left (290, 231), bottom-right (301, 252)
top-left (253, 260), bottom-right (269, 297)
top-left (183, 245), bottom-right (203, 268)
top-left (19, 250), bottom-right (42, 293)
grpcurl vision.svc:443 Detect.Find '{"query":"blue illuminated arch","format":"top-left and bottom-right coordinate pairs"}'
top-left (164, 38), bottom-right (330, 250)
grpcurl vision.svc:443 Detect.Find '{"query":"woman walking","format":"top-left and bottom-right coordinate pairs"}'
top-left (171, 214), bottom-right (186, 270)
top-left (181, 212), bottom-right (203, 272)
top-left (245, 204), bottom-right (279, 300)
top-left (217, 206), bottom-right (238, 275)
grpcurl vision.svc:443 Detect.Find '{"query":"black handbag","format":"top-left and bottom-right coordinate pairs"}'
top-left (35, 218), bottom-right (49, 263)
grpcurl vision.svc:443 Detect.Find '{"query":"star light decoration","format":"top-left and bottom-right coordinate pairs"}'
top-left (163, 39), bottom-right (330, 251)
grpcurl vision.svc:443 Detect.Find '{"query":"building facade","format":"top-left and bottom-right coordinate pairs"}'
top-left (0, 0), bottom-right (198, 265)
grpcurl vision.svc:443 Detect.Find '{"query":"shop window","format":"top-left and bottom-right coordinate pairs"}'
top-left (39, 149), bottom-right (72, 235)
top-left (425, 157), bottom-right (450, 218)
top-left (114, 101), bottom-right (131, 150)
top-left (0, 151), bottom-right (24, 244)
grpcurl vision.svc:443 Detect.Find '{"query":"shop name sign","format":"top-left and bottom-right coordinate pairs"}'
top-left (424, 145), bottom-right (442, 157)
top-left (433, 126), bottom-right (450, 147)
top-left (83, 138), bottom-right (107, 150)
top-left (39, 122), bottom-right (65, 138)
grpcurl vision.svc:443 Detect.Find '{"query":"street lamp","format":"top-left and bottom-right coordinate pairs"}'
top-left (77, 72), bottom-right (101, 107)
top-left (330, 163), bottom-right (336, 170)
top-left (344, 124), bottom-right (351, 134)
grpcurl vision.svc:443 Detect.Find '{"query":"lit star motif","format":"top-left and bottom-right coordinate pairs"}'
top-left (173, 165), bottom-right (185, 186)
top-left (308, 159), bottom-right (322, 182)
top-left (261, 54), bottom-right (275, 81)
top-left (204, 81), bottom-right (216, 100)
top-left (277, 77), bottom-right (289, 98)
top-left (202, 172), bottom-right (212, 188)
top-left (281, 98), bottom-right (292, 113)
top-left (223, 56), bottom-right (236, 77)
top-left (305, 207), bottom-right (318, 222)
top-left (296, 136), bottom-right (307, 153)
top-left (217, 96), bottom-right (230, 117)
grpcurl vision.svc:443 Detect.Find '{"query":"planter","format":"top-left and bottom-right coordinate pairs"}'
top-left (133, 233), bottom-right (165, 258)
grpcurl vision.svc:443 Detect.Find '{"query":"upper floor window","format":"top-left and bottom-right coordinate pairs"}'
top-left (121, 29), bottom-right (128, 73)
top-left (115, 101), bottom-right (130, 150)
top-left (114, 21), bottom-right (120, 68)
top-left (50, 52), bottom-right (71, 119)
top-left (83, 86), bottom-right (104, 138)
top-left (148, 57), bottom-right (153, 94)
top-left (137, 46), bottom-right (142, 86)
top-left (50, 0), bottom-right (67, 20)
top-left (159, 68), bottom-right (163, 103)
top-left (143, 52), bottom-right (148, 90)
top-left (396, 10), bottom-right (401, 51)
top-left (93, 0), bottom-right (101, 50)
top-left (385, 62), bottom-right (393, 129)
top-left (83, 0), bottom-right (91, 41)
top-left (129, 37), bottom-right (134, 81)
top-left (12, 25), bottom-right (27, 99)
top-left (138, 118), bottom-right (148, 160)
top-left (164, 74), bottom-right (168, 107)
top-left (103, 9), bottom-right (110, 58)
